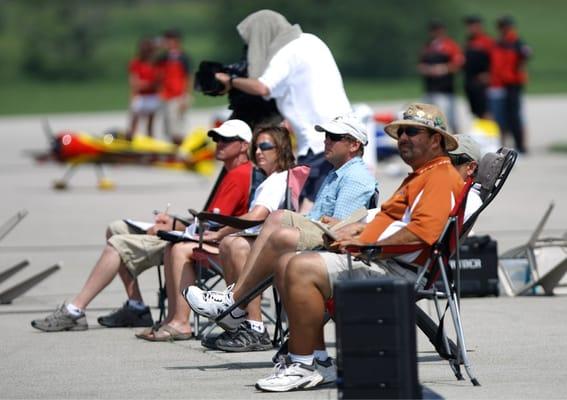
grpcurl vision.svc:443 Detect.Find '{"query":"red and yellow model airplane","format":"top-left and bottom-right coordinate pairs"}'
top-left (30, 121), bottom-right (216, 190)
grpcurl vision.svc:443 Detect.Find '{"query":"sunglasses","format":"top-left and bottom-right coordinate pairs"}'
top-left (257, 141), bottom-right (276, 151)
top-left (449, 153), bottom-right (474, 166)
top-left (396, 126), bottom-right (429, 138)
top-left (325, 131), bottom-right (346, 142)
top-left (211, 134), bottom-right (242, 143)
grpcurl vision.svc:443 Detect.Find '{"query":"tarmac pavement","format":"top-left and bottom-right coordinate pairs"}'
top-left (1, 96), bottom-right (566, 399)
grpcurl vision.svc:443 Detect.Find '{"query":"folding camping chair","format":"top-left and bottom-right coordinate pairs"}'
top-left (341, 147), bottom-right (518, 386)
top-left (154, 165), bottom-right (266, 323)
top-left (186, 165), bottom-right (311, 342)
top-left (499, 202), bottom-right (567, 296)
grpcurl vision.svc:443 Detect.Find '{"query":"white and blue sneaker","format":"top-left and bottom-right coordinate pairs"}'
top-left (315, 357), bottom-right (337, 385)
top-left (182, 284), bottom-right (246, 331)
top-left (255, 356), bottom-right (325, 392)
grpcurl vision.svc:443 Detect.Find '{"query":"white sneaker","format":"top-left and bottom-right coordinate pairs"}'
top-left (315, 357), bottom-right (337, 384)
top-left (183, 284), bottom-right (246, 331)
top-left (255, 356), bottom-right (324, 392)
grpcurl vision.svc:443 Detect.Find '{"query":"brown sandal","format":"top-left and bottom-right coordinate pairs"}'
top-left (140, 324), bottom-right (194, 342)
top-left (134, 322), bottom-right (162, 339)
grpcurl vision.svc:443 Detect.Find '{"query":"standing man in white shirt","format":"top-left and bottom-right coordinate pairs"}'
top-left (215, 9), bottom-right (352, 210)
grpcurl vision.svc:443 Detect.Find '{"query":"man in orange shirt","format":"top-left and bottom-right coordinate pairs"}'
top-left (254, 103), bottom-right (464, 392)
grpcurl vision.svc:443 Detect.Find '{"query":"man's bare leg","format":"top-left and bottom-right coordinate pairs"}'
top-left (237, 210), bottom-right (286, 272)
top-left (281, 252), bottom-right (331, 355)
top-left (71, 244), bottom-right (124, 310)
top-left (232, 226), bottom-right (300, 303)
top-left (219, 236), bottom-right (264, 321)
top-left (105, 226), bottom-right (144, 303)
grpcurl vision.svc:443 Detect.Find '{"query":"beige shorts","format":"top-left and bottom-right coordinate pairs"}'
top-left (318, 252), bottom-right (417, 297)
top-left (281, 210), bottom-right (325, 251)
top-left (107, 220), bottom-right (167, 278)
top-left (162, 96), bottom-right (186, 138)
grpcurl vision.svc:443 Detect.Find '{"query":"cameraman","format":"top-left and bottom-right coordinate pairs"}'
top-left (215, 9), bottom-right (352, 209)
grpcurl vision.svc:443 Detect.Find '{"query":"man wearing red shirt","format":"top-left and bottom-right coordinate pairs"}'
top-left (158, 29), bottom-right (192, 145)
top-left (463, 16), bottom-right (494, 119)
top-left (490, 16), bottom-right (531, 154)
top-left (31, 120), bottom-right (255, 333)
top-left (418, 20), bottom-right (464, 133)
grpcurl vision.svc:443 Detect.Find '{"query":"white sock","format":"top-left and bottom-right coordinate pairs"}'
top-left (314, 350), bottom-right (329, 361)
top-left (127, 299), bottom-right (146, 310)
top-left (289, 352), bottom-right (314, 366)
top-left (246, 320), bottom-right (265, 333)
top-left (66, 303), bottom-right (84, 317)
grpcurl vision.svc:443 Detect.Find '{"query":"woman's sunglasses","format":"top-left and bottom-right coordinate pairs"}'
top-left (257, 142), bottom-right (276, 151)
top-left (396, 126), bottom-right (429, 138)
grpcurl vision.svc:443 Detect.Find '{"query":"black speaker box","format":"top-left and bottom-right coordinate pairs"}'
top-left (335, 278), bottom-right (420, 399)
top-left (440, 235), bottom-right (499, 297)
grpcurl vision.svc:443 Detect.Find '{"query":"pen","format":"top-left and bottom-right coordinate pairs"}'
top-left (153, 203), bottom-right (171, 216)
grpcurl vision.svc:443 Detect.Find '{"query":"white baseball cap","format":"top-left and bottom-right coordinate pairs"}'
top-left (450, 134), bottom-right (481, 162)
top-left (315, 114), bottom-right (368, 145)
top-left (208, 119), bottom-right (252, 143)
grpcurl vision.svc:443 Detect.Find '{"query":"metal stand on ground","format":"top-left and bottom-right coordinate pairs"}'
top-left (0, 210), bottom-right (62, 304)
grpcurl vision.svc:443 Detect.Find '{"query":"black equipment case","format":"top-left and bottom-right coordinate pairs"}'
top-left (334, 278), bottom-right (420, 399)
top-left (444, 235), bottom-right (499, 297)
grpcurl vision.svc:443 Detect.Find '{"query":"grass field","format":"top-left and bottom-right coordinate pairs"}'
top-left (1, 74), bottom-right (565, 116)
top-left (0, 0), bottom-right (565, 115)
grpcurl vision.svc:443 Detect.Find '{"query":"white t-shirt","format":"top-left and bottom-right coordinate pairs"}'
top-left (249, 170), bottom-right (288, 213)
top-left (245, 170), bottom-right (288, 234)
top-left (464, 184), bottom-right (483, 224)
top-left (259, 33), bottom-right (351, 156)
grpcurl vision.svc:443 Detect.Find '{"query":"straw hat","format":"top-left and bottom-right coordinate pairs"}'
top-left (384, 103), bottom-right (458, 151)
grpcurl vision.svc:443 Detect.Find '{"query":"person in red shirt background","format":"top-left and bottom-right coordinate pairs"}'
top-left (418, 20), bottom-right (464, 133)
top-left (127, 38), bottom-right (161, 140)
top-left (490, 16), bottom-right (531, 154)
top-left (157, 29), bottom-right (193, 145)
top-left (463, 15), bottom-right (494, 119)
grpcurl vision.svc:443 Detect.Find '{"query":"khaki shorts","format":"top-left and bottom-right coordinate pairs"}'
top-left (318, 252), bottom-right (417, 297)
top-left (281, 210), bottom-right (325, 251)
top-left (107, 220), bottom-right (167, 278)
top-left (162, 96), bottom-right (186, 138)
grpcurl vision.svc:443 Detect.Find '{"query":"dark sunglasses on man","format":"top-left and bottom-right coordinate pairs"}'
top-left (324, 131), bottom-right (347, 142)
top-left (210, 133), bottom-right (243, 143)
top-left (449, 153), bottom-right (474, 166)
top-left (396, 126), bottom-right (430, 138)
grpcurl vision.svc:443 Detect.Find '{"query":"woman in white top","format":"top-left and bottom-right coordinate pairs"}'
top-left (138, 126), bottom-right (295, 341)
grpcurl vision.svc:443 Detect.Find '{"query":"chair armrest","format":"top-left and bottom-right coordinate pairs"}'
top-left (197, 211), bottom-right (265, 230)
top-left (344, 242), bottom-right (428, 261)
top-left (172, 214), bottom-right (193, 228)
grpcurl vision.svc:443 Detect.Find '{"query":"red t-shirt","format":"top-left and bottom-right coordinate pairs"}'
top-left (491, 29), bottom-right (529, 87)
top-left (157, 50), bottom-right (190, 99)
top-left (206, 161), bottom-right (253, 216)
top-left (128, 59), bottom-right (160, 95)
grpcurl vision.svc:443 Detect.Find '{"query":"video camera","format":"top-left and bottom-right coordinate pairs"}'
top-left (194, 60), bottom-right (247, 96)
top-left (194, 59), bottom-right (282, 130)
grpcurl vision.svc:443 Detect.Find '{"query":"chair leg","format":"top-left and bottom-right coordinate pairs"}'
top-left (415, 304), bottom-right (462, 380)
top-left (156, 265), bottom-right (166, 324)
top-left (439, 258), bottom-right (481, 386)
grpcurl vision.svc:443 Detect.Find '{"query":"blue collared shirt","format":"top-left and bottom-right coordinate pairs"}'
top-left (308, 157), bottom-right (377, 220)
